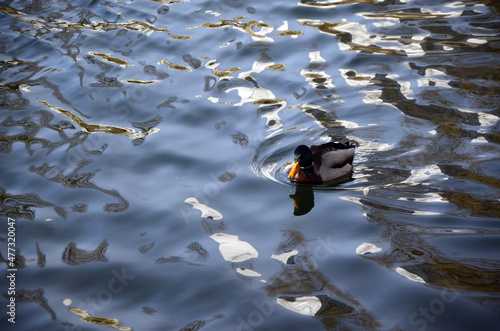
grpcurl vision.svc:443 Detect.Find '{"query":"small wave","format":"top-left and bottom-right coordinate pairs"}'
top-left (251, 145), bottom-right (292, 186)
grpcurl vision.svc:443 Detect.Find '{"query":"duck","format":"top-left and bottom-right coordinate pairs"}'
top-left (288, 142), bottom-right (355, 183)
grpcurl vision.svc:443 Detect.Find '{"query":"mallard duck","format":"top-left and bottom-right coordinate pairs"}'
top-left (288, 142), bottom-right (355, 183)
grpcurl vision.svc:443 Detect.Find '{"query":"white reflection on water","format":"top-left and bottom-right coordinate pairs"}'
top-left (184, 197), bottom-right (223, 220)
top-left (339, 20), bottom-right (422, 55)
top-left (205, 10), bottom-right (221, 18)
top-left (356, 243), bottom-right (382, 255)
top-left (309, 51), bottom-right (326, 63)
top-left (350, 136), bottom-right (394, 152)
top-left (277, 296), bottom-right (322, 316)
top-left (301, 69), bottom-right (334, 89)
top-left (226, 85), bottom-right (276, 106)
top-left (471, 136), bottom-right (489, 144)
top-left (417, 77), bottom-right (451, 88)
top-left (412, 210), bottom-right (441, 216)
top-left (210, 233), bottom-right (259, 263)
top-left (401, 165), bottom-right (447, 186)
top-left (260, 162), bottom-right (280, 183)
top-left (238, 61), bottom-right (275, 78)
top-left (236, 268), bottom-right (262, 278)
top-left (398, 193), bottom-right (446, 203)
top-left (312, 18), bottom-right (427, 56)
top-left (396, 267), bottom-right (426, 284)
top-left (339, 195), bottom-right (363, 205)
top-left (223, 60), bottom-right (287, 129)
top-left (271, 249), bottom-right (299, 264)
top-left (340, 69), bottom-right (414, 105)
top-left (459, 109), bottom-right (500, 132)
top-left (339, 69), bottom-right (375, 87)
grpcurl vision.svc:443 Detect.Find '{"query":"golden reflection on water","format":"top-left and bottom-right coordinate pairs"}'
top-left (192, 16), bottom-right (275, 42)
top-left (87, 52), bottom-right (133, 68)
top-left (157, 59), bottom-right (192, 71)
top-left (205, 59), bottom-right (242, 77)
top-left (38, 101), bottom-right (137, 136)
top-left (0, 5), bottom-right (169, 35)
top-left (69, 308), bottom-right (132, 331)
top-left (170, 34), bottom-right (193, 40)
top-left (121, 79), bottom-right (159, 85)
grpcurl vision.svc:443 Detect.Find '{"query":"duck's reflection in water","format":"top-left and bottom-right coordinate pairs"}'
top-left (289, 173), bottom-right (354, 216)
top-left (289, 184), bottom-right (315, 216)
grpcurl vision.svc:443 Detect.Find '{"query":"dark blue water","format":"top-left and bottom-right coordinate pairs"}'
top-left (1, 0), bottom-right (500, 330)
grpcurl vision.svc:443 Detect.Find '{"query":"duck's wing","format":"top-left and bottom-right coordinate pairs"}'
top-left (310, 142), bottom-right (355, 169)
top-left (311, 142), bottom-right (353, 153)
top-left (320, 147), bottom-right (355, 169)
top-left (317, 146), bottom-right (355, 181)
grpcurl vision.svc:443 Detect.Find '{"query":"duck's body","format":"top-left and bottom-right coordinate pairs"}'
top-left (288, 142), bottom-right (355, 183)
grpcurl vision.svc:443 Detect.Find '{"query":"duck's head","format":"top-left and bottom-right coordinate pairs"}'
top-left (288, 145), bottom-right (313, 179)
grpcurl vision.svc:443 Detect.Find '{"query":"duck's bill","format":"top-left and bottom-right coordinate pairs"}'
top-left (288, 161), bottom-right (300, 179)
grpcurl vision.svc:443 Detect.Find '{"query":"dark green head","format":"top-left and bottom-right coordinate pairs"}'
top-left (289, 145), bottom-right (313, 179)
top-left (293, 145), bottom-right (314, 167)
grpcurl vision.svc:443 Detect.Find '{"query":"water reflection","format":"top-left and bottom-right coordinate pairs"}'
top-left (158, 59), bottom-right (192, 72)
top-left (29, 160), bottom-right (129, 213)
top-left (277, 295), bottom-right (323, 316)
top-left (352, 183), bottom-right (500, 296)
top-left (178, 314), bottom-right (225, 331)
top-left (69, 308), bottom-right (132, 331)
top-left (184, 197), bottom-right (223, 220)
top-left (0, 188), bottom-right (58, 219)
top-left (156, 241), bottom-right (209, 266)
top-left (300, 18), bottom-right (426, 56)
top-left (193, 16), bottom-right (275, 42)
top-left (62, 239), bottom-right (109, 266)
top-left (3, 288), bottom-right (56, 321)
top-left (221, 59), bottom-right (287, 129)
top-left (201, 210), bottom-right (382, 328)
top-left (289, 184), bottom-right (315, 216)
top-left (36, 242), bottom-right (46, 268)
top-left (266, 230), bottom-right (380, 329)
top-left (38, 100), bottom-right (137, 136)
top-left (210, 233), bottom-right (258, 263)
top-left (87, 52), bottom-right (133, 68)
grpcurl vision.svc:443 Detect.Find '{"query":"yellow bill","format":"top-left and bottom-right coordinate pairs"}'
top-left (288, 161), bottom-right (300, 179)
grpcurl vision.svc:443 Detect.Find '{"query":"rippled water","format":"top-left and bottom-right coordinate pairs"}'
top-left (1, 0), bottom-right (500, 330)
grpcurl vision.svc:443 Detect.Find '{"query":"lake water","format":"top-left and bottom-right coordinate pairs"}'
top-left (1, 0), bottom-right (500, 330)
